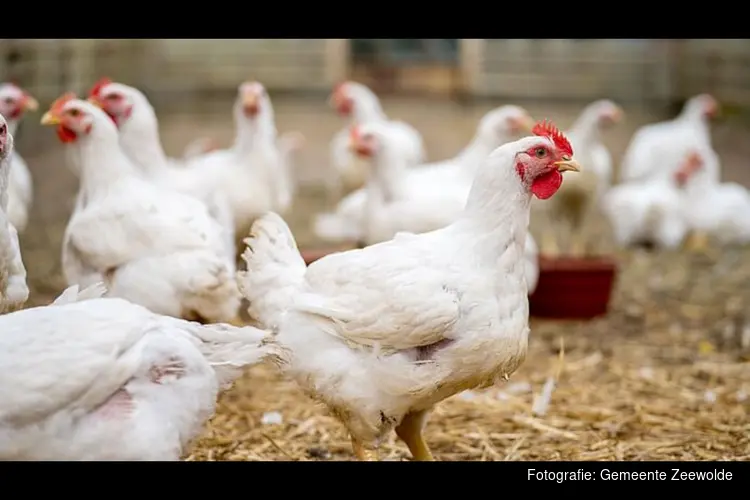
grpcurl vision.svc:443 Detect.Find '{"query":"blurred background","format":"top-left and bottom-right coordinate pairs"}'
top-left (4, 37), bottom-right (750, 296)
top-left (3, 38), bottom-right (750, 460)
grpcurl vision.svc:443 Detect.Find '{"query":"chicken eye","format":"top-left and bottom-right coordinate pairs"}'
top-left (0, 124), bottom-right (6, 134)
top-left (68, 108), bottom-right (81, 117)
top-left (3, 97), bottom-right (14, 104)
top-left (106, 93), bottom-right (121, 101)
top-left (534, 147), bottom-right (546, 158)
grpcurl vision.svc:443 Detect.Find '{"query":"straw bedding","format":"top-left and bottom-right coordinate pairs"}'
top-left (182, 242), bottom-right (750, 461)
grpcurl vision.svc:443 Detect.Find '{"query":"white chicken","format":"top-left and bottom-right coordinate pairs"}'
top-left (0, 282), bottom-right (276, 460)
top-left (602, 153), bottom-right (695, 250)
top-left (86, 78), bottom-right (237, 269)
top-left (348, 121), bottom-right (541, 294)
top-left (619, 94), bottom-right (720, 184)
top-left (237, 120), bottom-right (580, 461)
top-left (532, 99), bottom-right (623, 256)
top-left (41, 93), bottom-right (241, 324)
top-left (679, 150), bottom-right (750, 247)
top-left (327, 81), bottom-right (426, 198)
top-left (0, 115), bottom-right (29, 313)
top-left (186, 81), bottom-right (293, 248)
top-left (0, 83), bottom-right (38, 233)
top-left (314, 105), bottom-right (534, 244)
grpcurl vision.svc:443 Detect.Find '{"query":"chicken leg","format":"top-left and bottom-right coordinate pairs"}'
top-left (351, 436), bottom-right (379, 461)
top-left (685, 230), bottom-right (710, 254)
top-left (395, 410), bottom-right (435, 461)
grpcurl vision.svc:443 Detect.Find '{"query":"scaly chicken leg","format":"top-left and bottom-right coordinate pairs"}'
top-left (684, 230), bottom-right (710, 253)
top-left (395, 410), bottom-right (435, 461)
top-left (351, 436), bottom-right (379, 461)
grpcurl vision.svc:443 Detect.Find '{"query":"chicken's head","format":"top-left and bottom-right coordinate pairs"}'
top-left (330, 81), bottom-right (355, 116)
top-left (87, 77), bottom-right (134, 127)
top-left (674, 150), bottom-right (703, 187)
top-left (509, 120), bottom-right (580, 200)
top-left (0, 83), bottom-right (38, 123)
top-left (348, 125), bottom-right (372, 158)
top-left (0, 114), bottom-right (11, 159)
top-left (40, 93), bottom-right (114, 144)
top-left (237, 81), bottom-right (268, 118)
top-left (686, 94), bottom-right (720, 120)
top-left (592, 99), bottom-right (624, 128)
top-left (477, 105), bottom-right (535, 146)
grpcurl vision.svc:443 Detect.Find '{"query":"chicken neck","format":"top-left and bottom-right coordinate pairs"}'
top-left (71, 127), bottom-right (140, 198)
top-left (362, 147), bottom-right (408, 244)
top-left (231, 105), bottom-right (278, 158)
top-left (460, 152), bottom-right (531, 270)
top-left (0, 134), bottom-right (14, 213)
top-left (349, 91), bottom-right (387, 126)
top-left (567, 107), bottom-right (602, 150)
top-left (454, 130), bottom-right (515, 179)
top-left (119, 102), bottom-right (170, 177)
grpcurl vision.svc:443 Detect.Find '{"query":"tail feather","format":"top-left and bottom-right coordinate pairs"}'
top-left (236, 212), bottom-right (307, 329)
top-left (52, 282), bottom-right (108, 306)
top-left (186, 322), bottom-right (278, 388)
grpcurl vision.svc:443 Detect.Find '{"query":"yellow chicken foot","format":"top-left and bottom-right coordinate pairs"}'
top-left (351, 437), bottom-right (379, 461)
top-left (227, 317), bottom-right (247, 327)
top-left (685, 230), bottom-right (710, 253)
top-left (395, 410), bottom-right (436, 461)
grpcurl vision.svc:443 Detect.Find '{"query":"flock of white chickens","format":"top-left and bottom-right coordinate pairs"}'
top-left (0, 76), bottom-right (747, 461)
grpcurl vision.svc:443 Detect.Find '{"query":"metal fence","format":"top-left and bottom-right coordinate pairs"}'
top-left (2, 39), bottom-right (749, 107)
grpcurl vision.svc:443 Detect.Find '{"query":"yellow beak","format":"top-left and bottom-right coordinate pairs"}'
top-left (242, 93), bottom-right (258, 107)
top-left (23, 96), bottom-right (39, 112)
top-left (554, 157), bottom-right (581, 173)
top-left (610, 106), bottom-right (624, 123)
top-left (40, 111), bottom-right (60, 126)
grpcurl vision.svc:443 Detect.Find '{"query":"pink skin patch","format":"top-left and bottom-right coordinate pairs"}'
top-left (148, 358), bottom-right (187, 384)
top-left (95, 389), bottom-right (135, 420)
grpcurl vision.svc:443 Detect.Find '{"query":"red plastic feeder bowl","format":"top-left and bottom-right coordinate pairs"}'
top-left (300, 245), bottom-right (356, 266)
top-left (529, 255), bottom-right (618, 320)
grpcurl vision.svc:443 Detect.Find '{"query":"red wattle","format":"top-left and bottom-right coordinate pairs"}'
top-left (531, 169), bottom-right (563, 199)
top-left (56, 125), bottom-right (78, 143)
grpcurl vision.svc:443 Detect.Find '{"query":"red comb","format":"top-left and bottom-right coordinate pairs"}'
top-left (50, 92), bottom-right (77, 114)
top-left (532, 119), bottom-right (573, 158)
top-left (89, 77), bottom-right (112, 98)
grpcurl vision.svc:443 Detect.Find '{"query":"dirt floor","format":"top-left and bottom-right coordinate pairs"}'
top-left (15, 95), bottom-right (750, 460)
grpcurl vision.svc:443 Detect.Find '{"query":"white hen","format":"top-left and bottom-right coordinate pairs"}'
top-left (187, 81), bottom-right (293, 247)
top-left (619, 94), bottom-right (720, 184)
top-left (348, 121), bottom-right (541, 293)
top-left (0, 116), bottom-right (29, 313)
top-left (0, 282), bottom-right (275, 460)
top-left (679, 150), bottom-right (750, 246)
top-left (41, 93), bottom-right (241, 324)
top-left (602, 153), bottom-right (695, 250)
top-left (314, 105), bottom-right (534, 244)
top-left (87, 78), bottom-right (237, 270)
top-left (0, 83), bottom-right (38, 233)
top-left (327, 81), bottom-right (426, 198)
top-left (532, 99), bottom-right (623, 256)
top-left (237, 121), bottom-right (580, 461)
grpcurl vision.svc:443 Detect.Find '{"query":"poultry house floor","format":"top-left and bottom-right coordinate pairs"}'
top-left (16, 95), bottom-right (750, 461)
